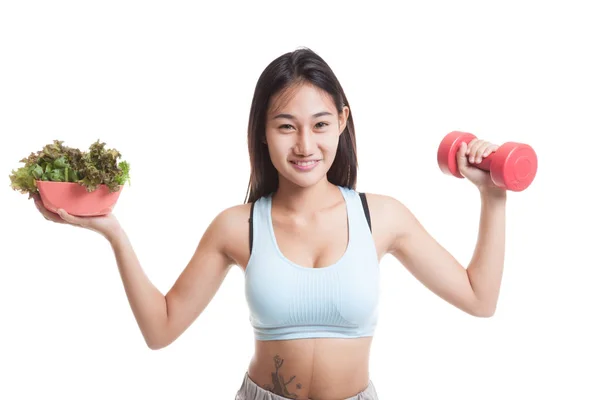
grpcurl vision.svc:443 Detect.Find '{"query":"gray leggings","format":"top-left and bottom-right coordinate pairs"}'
top-left (235, 371), bottom-right (379, 400)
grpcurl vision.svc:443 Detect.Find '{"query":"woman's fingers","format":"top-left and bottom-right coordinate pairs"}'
top-left (466, 140), bottom-right (483, 163)
top-left (35, 203), bottom-right (65, 223)
top-left (473, 141), bottom-right (489, 163)
top-left (34, 196), bottom-right (66, 224)
top-left (56, 208), bottom-right (87, 228)
top-left (472, 140), bottom-right (487, 163)
top-left (466, 139), bottom-right (499, 164)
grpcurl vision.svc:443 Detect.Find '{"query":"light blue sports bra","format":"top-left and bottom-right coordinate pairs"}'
top-left (244, 185), bottom-right (380, 341)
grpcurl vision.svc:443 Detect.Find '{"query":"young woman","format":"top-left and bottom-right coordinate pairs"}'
top-left (33, 47), bottom-right (507, 399)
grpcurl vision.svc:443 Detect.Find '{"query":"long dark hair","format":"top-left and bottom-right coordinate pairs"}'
top-left (244, 47), bottom-right (358, 204)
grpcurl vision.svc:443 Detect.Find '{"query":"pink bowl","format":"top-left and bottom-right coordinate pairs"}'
top-left (36, 181), bottom-right (124, 216)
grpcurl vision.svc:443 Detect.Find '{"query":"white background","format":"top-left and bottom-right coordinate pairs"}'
top-left (1, 1), bottom-right (598, 399)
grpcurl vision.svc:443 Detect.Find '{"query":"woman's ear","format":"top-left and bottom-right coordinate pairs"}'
top-left (338, 105), bottom-right (350, 134)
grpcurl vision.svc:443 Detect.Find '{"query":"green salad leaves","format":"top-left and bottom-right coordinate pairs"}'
top-left (9, 139), bottom-right (131, 199)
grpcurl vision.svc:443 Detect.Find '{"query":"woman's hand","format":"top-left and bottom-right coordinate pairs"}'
top-left (456, 139), bottom-right (505, 194)
top-left (33, 193), bottom-right (123, 240)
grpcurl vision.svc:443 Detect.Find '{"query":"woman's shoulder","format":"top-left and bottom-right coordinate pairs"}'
top-left (212, 202), bottom-right (253, 235)
top-left (357, 190), bottom-right (415, 240)
top-left (358, 190), bottom-right (400, 209)
top-left (361, 191), bottom-right (414, 219)
top-left (207, 202), bottom-right (253, 267)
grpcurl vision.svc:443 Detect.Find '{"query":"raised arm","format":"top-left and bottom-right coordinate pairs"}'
top-left (369, 191), bottom-right (506, 318)
top-left (371, 138), bottom-right (507, 317)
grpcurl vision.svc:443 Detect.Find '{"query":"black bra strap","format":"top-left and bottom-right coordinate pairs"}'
top-left (249, 201), bottom-right (256, 253)
top-left (359, 192), bottom-right (372, 232)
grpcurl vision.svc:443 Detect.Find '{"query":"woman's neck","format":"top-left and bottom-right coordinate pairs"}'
top-left (272, 177), bottom-right (338, 215)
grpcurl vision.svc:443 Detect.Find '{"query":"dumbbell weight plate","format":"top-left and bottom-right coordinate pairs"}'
top-left (489, 142), bottom-right (537, 191)
top-left (437, 131), bottom-right (477, 178)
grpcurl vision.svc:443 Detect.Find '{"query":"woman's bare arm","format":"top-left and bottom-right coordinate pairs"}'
top-left (368, 192), bottom-right (506, 317)
top-left (108, 205), bottom-right (243, 349)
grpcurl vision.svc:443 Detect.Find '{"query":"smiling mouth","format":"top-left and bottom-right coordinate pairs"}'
top-left (290, 160), bottom-right (320, 166)
top-left (290, 159), bottom-right (321, 171)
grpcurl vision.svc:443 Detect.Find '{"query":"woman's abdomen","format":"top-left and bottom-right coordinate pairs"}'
top-left (247, 336), bottom-right (373, 399)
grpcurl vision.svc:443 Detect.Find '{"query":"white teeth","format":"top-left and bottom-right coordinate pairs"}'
top-left (294, 160), bottom-right (317, 166)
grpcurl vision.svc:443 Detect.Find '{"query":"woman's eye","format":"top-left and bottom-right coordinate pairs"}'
top-left (278, 122), bottom-right (328, 130)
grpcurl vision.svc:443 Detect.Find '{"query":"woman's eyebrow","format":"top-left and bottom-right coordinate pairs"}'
top-left (272, 111), bottom-right (333, 120)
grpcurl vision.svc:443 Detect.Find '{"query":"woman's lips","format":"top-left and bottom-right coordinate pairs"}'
top-left (290, 160), bottom-right (320, 171)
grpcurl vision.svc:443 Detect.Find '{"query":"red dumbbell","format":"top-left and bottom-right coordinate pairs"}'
top-left (437, 131), bottom-right (537, 192)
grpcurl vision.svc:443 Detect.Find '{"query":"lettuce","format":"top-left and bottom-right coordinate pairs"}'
top-left (9, 139), bottom-right (131, 199)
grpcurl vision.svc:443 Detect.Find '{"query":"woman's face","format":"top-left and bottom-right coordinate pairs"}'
top-left (265, 82), bottom-right (349, 188)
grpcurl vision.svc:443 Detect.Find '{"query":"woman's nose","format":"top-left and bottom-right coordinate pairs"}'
top-left (294, 130), bottom-right (315, 155)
